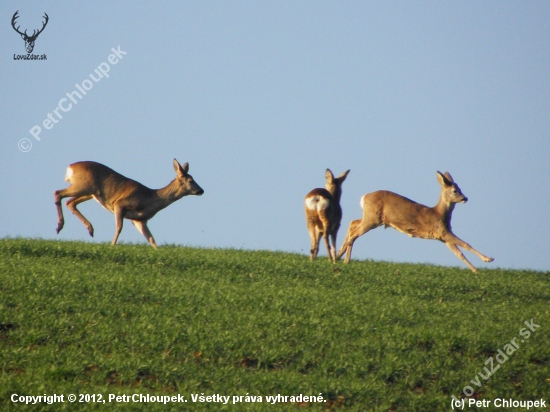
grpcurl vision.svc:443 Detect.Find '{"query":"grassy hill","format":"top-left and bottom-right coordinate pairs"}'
top-left (0, 238), bottom-right (548, 411)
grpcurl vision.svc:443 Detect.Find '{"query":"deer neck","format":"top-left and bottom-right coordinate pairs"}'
top-left (326, 185), bottom-right (342, 204)
top-left (434, 193), bottom-right (455, 228)
top-left (155, 179), bottom-right (182, 207)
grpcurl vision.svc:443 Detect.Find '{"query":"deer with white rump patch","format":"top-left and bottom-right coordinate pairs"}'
top-left (305, 169), bottom-right (350, 263)
top-left (54, 159), bottom-right (204, 248)
top-left (336, 171), bottom-right (493, 272)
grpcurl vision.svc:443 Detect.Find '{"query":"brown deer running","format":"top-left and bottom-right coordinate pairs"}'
top-left (54, 159), bottom-right (204, 248)
top-left (305, 169), bottom-right (350, 263)
top-left (336, 171), bottom-right (493, 272)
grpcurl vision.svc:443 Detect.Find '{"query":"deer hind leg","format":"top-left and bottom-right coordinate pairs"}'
top-left (318, 210), bottom-right (335, 262)
top-left (337, 219), bottom-right (360, 261)
top-left (339, 218), bottom-right (380, 263)
top-left (54, 190), bottom-right (66, 234)
top-left (310, 228), bottom-right (322, 261)
top-left (132, 220), bottom-right (158, 249)
top-left (342, 219), bottom-right (364, 263)
top-left (306, 210), bottom-right (324, 261)
top-left (65, 195), bottom-right (94, 237)
top-left (445, 242), bottom-right (478, 273)
top-left (54, 187), bottom-right (94, 234)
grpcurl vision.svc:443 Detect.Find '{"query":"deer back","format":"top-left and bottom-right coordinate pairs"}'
top-left (361, 190), bottom-right (449, 240)
top-left (67, 161), bottom-right (147, 198)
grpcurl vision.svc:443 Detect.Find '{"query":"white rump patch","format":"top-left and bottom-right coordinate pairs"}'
top-left (65, 166), bottom-right (73, 182)
top-left (305, 195), bottom-right (329, 211)
top-left (360, 195), bottom-right (365, 210)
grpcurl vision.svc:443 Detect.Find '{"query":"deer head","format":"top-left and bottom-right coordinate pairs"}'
top-left (12, 11), bottom-right (49, 53)
top-left (437, 171), bottom-right (468, 206)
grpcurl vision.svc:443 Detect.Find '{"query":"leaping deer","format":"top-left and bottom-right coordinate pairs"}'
top-left (54, 159), bottom-right (204, 248)
top-left (336, 171), bottom-right (493, 272)
top-left (11, 11), bottom-right (49, 53)
top-left (305, 169), bottom-right (350, 263)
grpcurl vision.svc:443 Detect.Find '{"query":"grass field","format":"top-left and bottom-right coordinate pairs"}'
top-left (0, 238), bottom-right (549, 411)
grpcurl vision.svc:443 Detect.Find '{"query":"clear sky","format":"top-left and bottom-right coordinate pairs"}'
top-left (1, 1), bottom-right (549, 271)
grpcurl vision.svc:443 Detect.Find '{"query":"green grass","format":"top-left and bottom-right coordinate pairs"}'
top-left (0, 238), bottom-right (549, 411)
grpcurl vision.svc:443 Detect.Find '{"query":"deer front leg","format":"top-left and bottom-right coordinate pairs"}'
top-left (449, 235), bottom-right (494, 263)
top-left (445, 242), bottom-right (478, 273)
top-left (132, 220), bottom-right (158, 249)
top-left (66, 195), bottom-right (94, 237)
top-left (329, 229), bottom-right (339, 264)
top-left (112, 205), bottom-right (125, 245)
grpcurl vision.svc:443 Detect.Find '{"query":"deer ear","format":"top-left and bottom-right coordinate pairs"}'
top-left (325, 169), bottom-right (335, 183)
top-left (444, 171), bottom-right (454, 183)
top-left (436, 171), bottom-right (452, 187)
top-left (337, 169), bottom-right (350, 181)
top-left (173, 159), bottom-right (188, 176)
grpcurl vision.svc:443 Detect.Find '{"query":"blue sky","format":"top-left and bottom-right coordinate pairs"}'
top-left (1, 1), bottom-right (549, 271)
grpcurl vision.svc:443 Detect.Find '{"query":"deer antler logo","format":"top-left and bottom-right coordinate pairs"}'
top-left (12, 11), bottom-right (49, 54)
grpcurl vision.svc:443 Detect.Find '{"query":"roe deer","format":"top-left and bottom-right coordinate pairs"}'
top-left (336, 171), bottom-right (493, 272)
top-left (305, 169), bottom-right (350, 263)
top-left (54, 159), bottom-right (204, 248)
